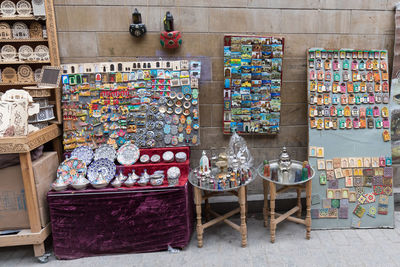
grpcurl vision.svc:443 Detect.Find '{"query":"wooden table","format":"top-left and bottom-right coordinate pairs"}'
top-left (0, 124), bottom-right (61, 260)
top-left (263, 179), bottom-right (312, 243)
top-left (193, 186), bottom-right (248, 247)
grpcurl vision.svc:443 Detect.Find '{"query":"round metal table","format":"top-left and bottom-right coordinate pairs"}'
top-left (257, 160), bottom-right (315, 243)
top-left (189, 167), bottom-right (256, 247)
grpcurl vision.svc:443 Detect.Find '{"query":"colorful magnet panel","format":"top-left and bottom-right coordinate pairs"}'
top-left (223, 35), bottom-right (284, 134)
top-left (61, 60), bottom-right (201, 150)
top-left (307, 49), bottom-right (390, 141)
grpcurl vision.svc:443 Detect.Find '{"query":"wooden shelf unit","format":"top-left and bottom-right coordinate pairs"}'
top-left (0, 38), bottom-right (48, 43)
top-left (0, 124), bottom-right (62, 257)
top-left (0, 0), bottom-right (61, 259)
top-left (0, 61), bottom-right (51, 65)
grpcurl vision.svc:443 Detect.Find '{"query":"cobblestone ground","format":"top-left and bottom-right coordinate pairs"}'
top-left (1, 212), bottom-right (400, 267)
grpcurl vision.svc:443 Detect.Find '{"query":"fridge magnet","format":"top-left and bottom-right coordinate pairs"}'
top-left (223, 35), bottom-right (284, 134)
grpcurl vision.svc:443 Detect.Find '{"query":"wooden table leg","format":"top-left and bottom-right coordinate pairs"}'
top-left (239, 186), bottom-right (247, 247)
top-left (52, 135), bottom-right (63, 163)
top-left (305, 180), bottom-right (312, 240)
top-left (245, 186), bottom-right (248, 218)
top-left (296, 187), bottom-right (302, 219)
top-left (194, 187), bottom-right (204, 247)
top-left (20, 152), bottom-right (45, 256)
top-left (263, 180), bottom-right (269, 227)
top-left (204, 196), bottom-right (210, 221)
top-left (269, 181), bottom-right (276, 243)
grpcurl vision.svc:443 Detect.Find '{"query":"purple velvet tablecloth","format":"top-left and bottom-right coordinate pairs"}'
top-left (47, 182), bottom-right (193, 260)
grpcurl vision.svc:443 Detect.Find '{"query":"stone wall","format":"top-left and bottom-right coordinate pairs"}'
top-left (54, 0), bottom-right (398, 194)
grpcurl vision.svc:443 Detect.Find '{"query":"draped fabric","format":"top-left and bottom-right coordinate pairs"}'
top-left (47, 181), bottom-right (193, 260)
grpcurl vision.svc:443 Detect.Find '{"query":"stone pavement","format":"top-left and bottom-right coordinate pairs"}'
top-left (1, 212), bottom-right (400, 267)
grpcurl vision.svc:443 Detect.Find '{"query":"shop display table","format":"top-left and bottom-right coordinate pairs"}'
top-left (258, 161), bottom-right (314, 243)
top-left (0, 124), bottom-right (62, 259)
top-left (47, 176), bottom-right (193, 260)
top-left (189, 168), bottom-right (256, 248)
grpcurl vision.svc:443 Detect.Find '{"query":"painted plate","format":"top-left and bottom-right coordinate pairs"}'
top-left (117, 142), bottom-right (139, 165)
top-left (87, 158), bottom-right (116, 183)
top-left (71, 146), bottom-right (94, 166)
top-left (56, 158), bottom-right (87, 184)
top-left (94, 144), bottom-right (116, 162)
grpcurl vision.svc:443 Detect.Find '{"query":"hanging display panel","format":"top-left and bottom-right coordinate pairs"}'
top-left (223, 35), bottom-right (284, 134)
top-left (307, 48), bottom-right (394, 229)
top-left (61, 60), bottom-right (201, 151)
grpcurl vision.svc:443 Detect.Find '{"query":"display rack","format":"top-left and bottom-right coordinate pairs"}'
top-left (0, 0), bottom-right (61, 123)
top-left (0, 124), bottom-right (61, 260)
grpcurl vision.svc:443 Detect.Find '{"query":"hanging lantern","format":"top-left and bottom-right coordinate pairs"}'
top-left (129, 8), bottom-right (146, 38)
top-left (160, 11), bottom-right (182, 49)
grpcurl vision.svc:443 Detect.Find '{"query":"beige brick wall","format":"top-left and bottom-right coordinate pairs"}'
top-left (53, 0), bottom-right (398, 194)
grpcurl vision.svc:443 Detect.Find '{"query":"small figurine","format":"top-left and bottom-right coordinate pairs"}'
top-left (199, 150), bottom-right (210, 175)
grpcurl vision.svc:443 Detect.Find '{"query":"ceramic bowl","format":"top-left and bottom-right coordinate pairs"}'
top-left (162, 151), bottom-right (174, 162)
top-left (124, 180), bottom-right (135, 187)
top-left (71, 182), bottom-right (89, 190)
top-left (91, 182), bottom-right (108, 189)
top-left (52, 183), bottom-right (68, 191)
top-left (150, 175), bottom-right (164, 186)
top-left (137, 178), bottom-right (149, 186)
top-left (111, 179), bottom-right (122, 188)
top-left (175, 152), bottom-right (187, 162)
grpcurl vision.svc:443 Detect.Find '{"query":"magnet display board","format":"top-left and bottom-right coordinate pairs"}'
top-left (222, 35), bottom-right (284, 134)
top-left (60, 60), bottom-right (201, 151)
top-left (307, 48), bottom-right (394, 229)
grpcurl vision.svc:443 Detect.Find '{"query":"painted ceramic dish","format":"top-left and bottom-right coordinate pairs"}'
top-left (56, 158), bottom-right (87, 184)
top-left (87, 158), bottom-right (116, 183)
top-left (94, 144), bottom-right (116, 162)
top-left (162, 151), bottom-right (174, 162)
top-left (117, 141), bottom-right (140, 165)
top-left (71, 146), bottom-right (94, 166)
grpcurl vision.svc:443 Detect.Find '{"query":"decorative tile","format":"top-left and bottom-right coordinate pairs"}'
top-left (368, 206), bottom-right (377, 218)
top-left (339, 207), bottom-right (348, 219)
top-left (353, 176), bottom-right (363, 187)
top-left (383, 167), bottom-right (393, 178)
top-left (373, 185), bottom-right (384, 195)
top-left (331, 199), bottom-right (340, 209)
top-left (340, 199), bottom-right (349, 207)
top-left (382, 177), bottom-right (392, 187)
top-left (357, 194), bottom-right (367, 204)
top-left (345, 176), bottom-right (353, 187)
top-left (363, 168), bottom-right (374, 177)
top-left (383, 186), bottom-right (393, 196)
top-left (319, 208), bottom-right (329, 217)
top-left (328, 208), bottom-right (338, 218)
top-left (311, 209), bottom-right (320, 219)
top-left (364, 193), bottom-right (376, 203)
top-left (323, 199), bottom-right (331, 209)
top-left (379, 195), bottom-right (389, 205)
top-left (326, 170), bottom-right (335, 180)
top-left (328, 179), bottom-right (339, 189)
top-left (363, 176), bottom-right (372, 187)
top-left (312, 194), bottom-right (321, 205)
top-left (355, 187), bottom-right (364, 196)
top-left (353, 205), bottom-right (366, 218)
top-left (372, 176), bottom-right (383, 186)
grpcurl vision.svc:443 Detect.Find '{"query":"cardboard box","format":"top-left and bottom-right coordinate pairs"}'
top-left (0, 152), bottom-right (58, 230)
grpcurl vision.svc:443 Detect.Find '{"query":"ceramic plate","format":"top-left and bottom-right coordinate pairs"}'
top-left (117, 142), bottom-right (139, 165)
top-left (71, 146), bottom-right (94, 166)
top-left (94, 144), bottom-right (116, 162)
top-left (87, 158), bottom-right (116, 183)
top-left (57, 158), bottom-right (87, 184)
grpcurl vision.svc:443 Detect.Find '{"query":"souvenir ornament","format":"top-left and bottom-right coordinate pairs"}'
top-left (124, 171), bottom-right (139, 187)
top-left (117, 141), bottom-right (139, 165)
top-left (175, 151), bottom-right (187, 162)
top-left (160, 11), bottom-right (182, 49)
top-left (94, 144), bottom-right (117, 161)
top-left (129, 8), bottom-right (146, 38)
top-left (162, 151), bottom-right (174, 162)
top-left (87, 158), bottom-right (116, 183)
top-left (71, 145), bottom-right (94, 166)
top-left (56, 157), bottom-right (87, 184)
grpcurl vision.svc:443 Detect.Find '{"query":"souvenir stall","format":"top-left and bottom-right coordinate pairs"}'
top-left (0, 0), bottom-right (62, 261)
top-left (307, 49), bottom-right (394, 228)
top-left (47, 60), bottom-right (201, 259)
